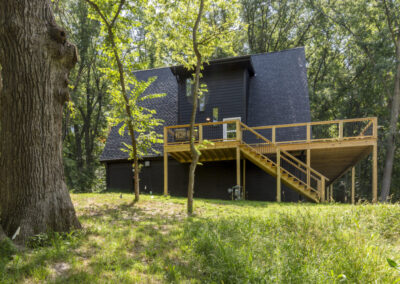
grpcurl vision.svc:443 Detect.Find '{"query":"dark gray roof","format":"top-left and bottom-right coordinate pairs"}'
top-left (100, 47), bottom-right (311, 162)
top-left (100, 67), bottom-right (178, 161)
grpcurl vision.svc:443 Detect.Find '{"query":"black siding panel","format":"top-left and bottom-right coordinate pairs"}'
top-left (178, 67), bottom-right (247, 125)
top-left (105, 159), bottom-right (300, 202)
top-left (108, 162), bottom-right (134, 191)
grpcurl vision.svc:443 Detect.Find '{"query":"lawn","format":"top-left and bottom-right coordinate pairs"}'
top-left (1, 193), bottom-right (400, 283)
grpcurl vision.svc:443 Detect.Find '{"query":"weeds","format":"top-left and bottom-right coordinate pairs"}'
top-left (0, 193), bottom-right (399, 283)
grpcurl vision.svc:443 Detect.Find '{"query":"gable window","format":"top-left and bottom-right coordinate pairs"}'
top-left (213, 107), bottom-right (219, 122)
top-left (186, 78), bottom-right (192, 97)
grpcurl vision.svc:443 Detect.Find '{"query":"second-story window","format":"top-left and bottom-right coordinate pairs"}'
top-left (186, 78), bottom-right (192, 97)
top-left (213, 107), bottom-right (218, 121)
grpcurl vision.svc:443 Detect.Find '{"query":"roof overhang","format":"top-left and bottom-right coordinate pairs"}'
top-left (170, 55), bottom-right (255, 77)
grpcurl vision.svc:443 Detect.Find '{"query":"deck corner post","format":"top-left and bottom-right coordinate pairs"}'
top-left (306, 149), bottom-right (311, 189)
top-left (164, 151), bottom-right (168, 196)
top-left (243, 159), bottom-right (246, 200)
top-left (320, 178), bottom-right (325, 202)
top-left (352, 166), bottom-right (356, 205)
top-left (276, 148), bottom-right (281, 202)
top-left (272, 126), bottom-right (276, 143)
top-left (373, 117), bottom-right (378, 138)
top-left (339, 121), bottom-right (344, 140)
top-left (372, 143), bottom-right (378, 203)
top-left (163, 126), bottom-right (168, 196)
top-left (306, 123), bottom-right (311, 142)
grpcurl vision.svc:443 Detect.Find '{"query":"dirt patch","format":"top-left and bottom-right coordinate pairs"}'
top-left (51, 262), bottom-right (71, 277)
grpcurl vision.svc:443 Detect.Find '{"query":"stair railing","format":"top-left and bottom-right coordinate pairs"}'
top-left (240, 122), bottom-right (328, 200)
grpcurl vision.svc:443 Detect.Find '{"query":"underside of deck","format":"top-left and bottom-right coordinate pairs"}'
top-left (167, 139), bottom-right (375, 184)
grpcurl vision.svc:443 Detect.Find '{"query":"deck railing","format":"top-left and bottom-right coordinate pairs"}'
top-left (164, 120), bottom-right (242, 145)
top-left (240, 122), bottom-right (326, 199)
top-left (163, 117), bottom-right (376, 201)
top-left (252, 117), bottom-right (377, 144)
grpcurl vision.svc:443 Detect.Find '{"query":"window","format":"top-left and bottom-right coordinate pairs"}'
top-left (226, 123), bottom-right (237, 139)
top-left (186, 78), bottom-right (192, 97)
top-left (199, 94), bottom-right (205, 112)
top-left (223, 117), bottom-right (241, 140)
top-left (213, 107), bottom-right (219, 122)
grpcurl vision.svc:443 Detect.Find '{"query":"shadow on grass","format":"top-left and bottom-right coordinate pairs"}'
top-left (55, 201), bottom-right (192, 283)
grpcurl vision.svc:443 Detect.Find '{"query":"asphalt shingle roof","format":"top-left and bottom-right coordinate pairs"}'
top-left (100, 67), bottom-right (178, 161)
top-left (100, 47), bottom-right (311, 162)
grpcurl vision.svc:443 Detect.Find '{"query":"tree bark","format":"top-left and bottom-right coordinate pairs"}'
top-left (0, 0), bottom-right (81, 242)
top-left (380, 1), bottom-right (400, 202)
top-left (381, 35), bottom-right (400, 202)
top-left (187, 0), bottom-right (204, 215)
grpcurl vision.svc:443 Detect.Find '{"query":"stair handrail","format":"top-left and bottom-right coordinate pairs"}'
top-left (239, 122), bottom-right (329, 182)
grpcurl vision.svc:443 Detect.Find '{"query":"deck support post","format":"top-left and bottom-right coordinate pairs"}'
top-left (372, 143), bottom-right (378, 203)
top-left (243, 159), bottom-right (246, 200)
top-left (306, 149), bottom-right (311, 190)
top-left (351, 166), bottom-right (356, 204)
top-left (276, 148), bottom-right (281, 202)
top-left (236, 147), bottom-right (241, 188)
top-left (164, 127), bottom-right (168, 196)
top-left (321, 178), bottom-right (325, 202)
top-left (164, 151), bottom-right (168, 196)
top-left (330, 184), bottom-right (333, 202)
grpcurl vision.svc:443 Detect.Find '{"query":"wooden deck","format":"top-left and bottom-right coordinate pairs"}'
top-left (163, 117), bottom-right (378, 203)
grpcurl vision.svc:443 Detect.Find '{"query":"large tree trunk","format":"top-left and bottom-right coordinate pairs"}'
top-left (381, 36), bottom-right (400, 202)
top-left (0, 0), bottom-right (81, 242)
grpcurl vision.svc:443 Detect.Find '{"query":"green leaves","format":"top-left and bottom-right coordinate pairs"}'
top-left (387, 258), bottom-right (399, 270)
top-left (146, 0), bottom-right (241, 69)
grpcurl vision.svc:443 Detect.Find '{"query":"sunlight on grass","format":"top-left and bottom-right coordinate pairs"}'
top-left (1, 193), bottom-right (400, 283)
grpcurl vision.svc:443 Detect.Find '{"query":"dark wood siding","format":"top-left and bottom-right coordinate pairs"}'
top-left (106, 158), bottom-right (300, 202)
top-left (107, 161), bottom-right (133, 191)
top-left (178, 66), bottom-right (248, 125)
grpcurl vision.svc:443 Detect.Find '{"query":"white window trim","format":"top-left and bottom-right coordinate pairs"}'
top-left (223, 117), bottom-right (241, 140)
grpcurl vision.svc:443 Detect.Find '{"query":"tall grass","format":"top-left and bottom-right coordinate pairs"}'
top-left (0, 194), bottom-right (399, 283)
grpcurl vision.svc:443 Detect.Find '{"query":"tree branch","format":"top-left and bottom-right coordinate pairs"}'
top-left (382, 0), bottom-right (399, 48)
top-left (85, 0), bottom-right (111, 28)
top-left (111, 0), bottom-right (126, 27)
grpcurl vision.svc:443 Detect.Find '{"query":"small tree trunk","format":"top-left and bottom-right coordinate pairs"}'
top-left (132, 137), bottom-right (140, 202)
top-left (0, 0), bottom-right (81, 242)
top-left (85, 0), bottom-right (140, 202)
top-left (187, 0), bottom-right (204, 215)
top-left (107, 25), bottom-right (140, 202)
top-left (381, 36), bottom-right (400, 202)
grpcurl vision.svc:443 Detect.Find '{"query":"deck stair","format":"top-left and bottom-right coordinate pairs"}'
top-left (239, 122), bottom-right (327, 202)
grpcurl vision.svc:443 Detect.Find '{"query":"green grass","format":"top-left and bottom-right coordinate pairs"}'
top-left (1, 193), bottom-right (400, 283)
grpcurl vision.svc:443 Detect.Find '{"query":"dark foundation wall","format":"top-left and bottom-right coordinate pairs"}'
top-left (106, 161), bottom-right (134, 192)
top-left (105, 158), bottom-right (300, 202)
top-left (245, 161), bottom-right (300, 202)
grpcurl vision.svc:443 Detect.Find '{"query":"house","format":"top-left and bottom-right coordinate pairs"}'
top-left (100, 47), bottom-right (378, 203)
